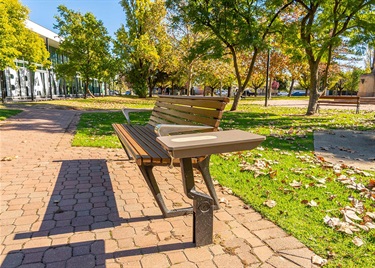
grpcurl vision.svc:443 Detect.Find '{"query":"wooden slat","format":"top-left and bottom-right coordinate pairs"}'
top-left (152, 106), bottom-right (219, 127)
top-left (123, 125), bottom-right (165, 164)
top-left (113, 124), bottom-right (150, 165)
top-left (361, 97), bottom-right (375, 104)
top-left (154, 101), bottom-right (222, 118)
top-left (148, 116), bottom-right (176, 127)
top-left (157, 96), bottom-right (228, 110)
top-left (132, 125), bottom-right (171, 164)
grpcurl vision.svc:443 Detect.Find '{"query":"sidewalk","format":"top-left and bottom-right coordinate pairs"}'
top-left (0, 107), bottom-right (318, 267)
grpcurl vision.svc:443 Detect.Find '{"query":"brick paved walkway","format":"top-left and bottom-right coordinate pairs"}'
top-left (0, 108), bottom-right (319, 267)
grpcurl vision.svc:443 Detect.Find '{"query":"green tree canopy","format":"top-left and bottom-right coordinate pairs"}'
top-left (167, 0), bottom-right (294, 110)
top-left (54, 5), bottom-right (112, 98)
top-left (0, 0), bottom-right (50, 101)
top-left (286, 0), bottom-right (375, 114)
top-left (115, 0), bottom-right (171, 98)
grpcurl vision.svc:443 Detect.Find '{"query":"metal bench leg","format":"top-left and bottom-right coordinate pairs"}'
top-left (196, 156), bottom-right (220, 209)
top-left (138, 165), bottom-right (192, 218)
top-left (181, 158), bottom-right (214, 246)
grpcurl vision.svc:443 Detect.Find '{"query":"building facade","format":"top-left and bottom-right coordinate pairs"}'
top-left (2, 20), bottom-right (103, 101)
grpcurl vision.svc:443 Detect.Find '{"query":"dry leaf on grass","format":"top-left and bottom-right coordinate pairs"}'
top-left (352, 236), bottom-right (364, 247)
top-left (308, 200), bottom-right (318, 207)
top-left (263, 199), bottom-right (277, 208)
top-left (289, 180), bottom-right (302, 188)
top-left (311, 255), bottom-right (328, 266)
top-left (342, 208), bottom-right (362, 222)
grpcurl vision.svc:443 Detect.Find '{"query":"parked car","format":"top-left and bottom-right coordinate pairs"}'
top-left (292, 91), bottom-right (305, 96)
top-left (215, 89), bottom-right (228, 96)
top-left (242, 89), bottom-right (255, 97)
top-left (277, 91), bottom-right (289, 96)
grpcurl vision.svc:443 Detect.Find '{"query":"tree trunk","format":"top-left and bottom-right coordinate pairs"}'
top-left (187, 64), bottom-right (193, 96)
top-left (30, 70), bottom-right (35, 101)
top-left (306, 62), bottom-right (320, 115)
top-left (231, 86), bottom-right (244, 111)
top-left (85, 78), bottom-right (95, 98)
top-left (288, 79), bottom-right (294, 97)
top-left (0, 71), bottom-right (5, 103)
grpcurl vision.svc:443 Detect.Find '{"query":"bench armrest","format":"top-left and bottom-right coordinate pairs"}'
top-left (155, 124), bottom-right (222, 136)
top-left (122, 108), bottom-right (152, 124)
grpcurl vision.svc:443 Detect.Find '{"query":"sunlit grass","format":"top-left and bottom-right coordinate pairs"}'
top-left (0, 108), bottom-right (23, 121)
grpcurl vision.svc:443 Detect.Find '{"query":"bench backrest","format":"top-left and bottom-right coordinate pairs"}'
top-left (319, 96), bottom-right (360, 102)
top-left (148, 95), bottom-right (230, 130)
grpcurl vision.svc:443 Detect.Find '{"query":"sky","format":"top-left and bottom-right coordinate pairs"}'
top-left (21, 0), bottom-right (126, 37)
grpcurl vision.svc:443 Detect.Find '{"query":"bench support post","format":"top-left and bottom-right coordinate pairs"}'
top-left (139, 165), bottom-right (192, 218)
top-left (181, 158), bottom-right (214, 246)
top-left (196, 156), bottom-right (220, 209)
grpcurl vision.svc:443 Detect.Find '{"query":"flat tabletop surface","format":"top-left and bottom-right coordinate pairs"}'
top-left (156, 130), bottom-right (265, 158)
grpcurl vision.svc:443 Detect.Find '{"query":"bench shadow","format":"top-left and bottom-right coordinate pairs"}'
top-left (14, 159), bottom-right (161, 240)
top-left (1, 240), bottom-right (194, 267)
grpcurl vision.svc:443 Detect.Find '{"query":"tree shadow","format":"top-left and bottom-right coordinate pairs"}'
top-left (1, 240), bottom-right (194, 267)
top-left (14, 159), bottom-right (161, 240)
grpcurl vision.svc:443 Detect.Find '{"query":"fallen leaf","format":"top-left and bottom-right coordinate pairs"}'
top-left (289, 180), bottom-right (302, 188)
top-left (311, 255), bottom-right (328, 266)
top-left (342, 209), bottom-right (362, 221)
top-left (308, 200), bottom-right (318, 207)
top-left (263, 200), bottom-right (277, 208)
top-left (365, 222), bottom-right (375, 229)
top-left (352, 237), bottom-right (364, 247)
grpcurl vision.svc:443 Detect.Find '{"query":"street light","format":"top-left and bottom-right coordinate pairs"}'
top-left (265, 48), bottom-right (270, 107)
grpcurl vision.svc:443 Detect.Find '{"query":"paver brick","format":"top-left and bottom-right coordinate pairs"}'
top-left (254, 227), bottom-right (288, 240)
top-left (213, 254), bottom-right (244, 267)
top-left (23, 251), bottom-right (44, 264)
top-left (141, 253), bottom-right (170, 268)
top-left (166, 251), bottom-right (187, 264)
top-left (184, 247), bottom-right (213, 262)
top-left (66, 254), bottom-right (96, 268)
top-left (253, 246), bottom-right (274, 262)
top-left (265, 236), bottom-right (306, 252)
top-left (266, 255), bottom-right (300, 268)
top-left (43, 246), bottom-right (72, 263)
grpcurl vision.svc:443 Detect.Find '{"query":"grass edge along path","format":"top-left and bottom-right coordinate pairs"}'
top-left (0, 108), bottom-right (23, 121)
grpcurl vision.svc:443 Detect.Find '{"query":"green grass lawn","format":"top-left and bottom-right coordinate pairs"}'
top-left (6, 97), bottom-right (375, 267)
top-left (0, 108), bottom-right (23, 121)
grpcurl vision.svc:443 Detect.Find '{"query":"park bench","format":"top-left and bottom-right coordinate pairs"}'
top-left (316, 96), bottom-right (360, 113)
top-left (112, 95), bottom-right (266, 246)
top-left (112, 95), bottom-right (230, 218)
top-left (360, 97), bottom-right (375, 105)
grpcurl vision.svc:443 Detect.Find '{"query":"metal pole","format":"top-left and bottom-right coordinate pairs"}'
top-left (265, 48), bottom-right (270, 107)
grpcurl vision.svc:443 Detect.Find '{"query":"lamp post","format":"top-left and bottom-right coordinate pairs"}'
top-left (265, 48), bottom-right (270, 107)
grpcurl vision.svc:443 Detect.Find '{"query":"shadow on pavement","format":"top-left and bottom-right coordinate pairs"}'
top-left (14, 159), bottom-right (159, 240)
top-left (1, 240), bottom-right (194, 267)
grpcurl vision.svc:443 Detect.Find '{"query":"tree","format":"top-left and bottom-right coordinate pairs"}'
top-left (54, 5), bottom-right (112, 99)
top-left (115, 0), bottom-right (170, 98)
top-left (167, 0), bottom-right (294, 111)
top-left (0, 0), bottom-right (50, 102)
top-left (288, 0), bottom-right (375, 115)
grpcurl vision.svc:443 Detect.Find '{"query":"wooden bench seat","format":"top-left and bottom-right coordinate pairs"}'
top-left (113, 95), bottom-right (230, 218)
